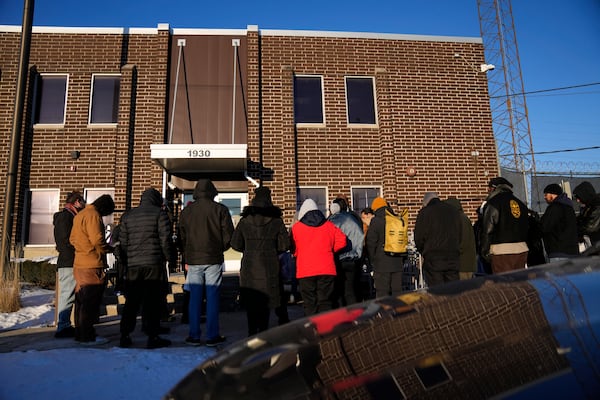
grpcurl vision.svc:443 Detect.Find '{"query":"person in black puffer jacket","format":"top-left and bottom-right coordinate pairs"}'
top-left (573, 181), bottom-right (600, 247)
top-left (118, 187), bottom-right (173, 349)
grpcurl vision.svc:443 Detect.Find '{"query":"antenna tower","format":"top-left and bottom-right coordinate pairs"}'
top-left (477, 0), bottom-right (539, 201)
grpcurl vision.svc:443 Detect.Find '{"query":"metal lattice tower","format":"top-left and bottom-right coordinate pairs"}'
top-left (477, 0), bottom-right (537, 180)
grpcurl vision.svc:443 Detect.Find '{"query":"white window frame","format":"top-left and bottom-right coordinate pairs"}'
top-left (88, 73), bottom-right (120, 126)
top-left (344, 76), bottom-right (378, 127)
top-left (294, 75), bottom-right (326, 127)
top-left (215, 192), bottom-right (249, 227)
top-left (351, 185), bottom-right (382, 211)
top-left (297, 186), bottom-right (329, 217)
top-left (27, 188), bottom-right (60, 246)
top-left (33, 73), bottom-right (69, 127)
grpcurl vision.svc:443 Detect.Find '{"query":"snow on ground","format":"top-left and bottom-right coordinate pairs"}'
top-left (0, 286), bottom-right (213, 399)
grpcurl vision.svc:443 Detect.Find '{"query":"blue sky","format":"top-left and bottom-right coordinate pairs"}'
top-left (1, 0), bottom-right (599, 172)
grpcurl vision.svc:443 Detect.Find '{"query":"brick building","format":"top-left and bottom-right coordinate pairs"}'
top-left (0, 24), bottom-right (498, 264)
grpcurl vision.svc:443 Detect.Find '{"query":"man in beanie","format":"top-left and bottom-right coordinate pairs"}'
top-left (540, 183), bottom-right (578, 261)
top-left (291, 198), bottom-right (347, 316)
top-left (53, 191), bottom-right (86, 338)
top-left (231, 186), bottom-right (290, 335)
top-left (70, 194), bottom-right (115, 345)
top-left (480, 177), bottom-right (529, 273)
top-left (414, 192), bottom-right (462, 286)
top-left (179, 179), bottom-right (233, 346)
top-left (572, 181), bottom-right (600, 248)
top-left (365, 197), bottom-right (405, 297)
top-left (118, 188), bottom-right (173, 349)
top-left (328, 197), bottom-right (364, 305)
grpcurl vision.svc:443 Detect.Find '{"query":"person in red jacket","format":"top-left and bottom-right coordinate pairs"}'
top-left (291, 198), bottom-right (347, 316)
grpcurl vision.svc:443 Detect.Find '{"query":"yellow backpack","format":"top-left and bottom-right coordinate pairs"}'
top-left (384, 208), bottom-right (409, 255)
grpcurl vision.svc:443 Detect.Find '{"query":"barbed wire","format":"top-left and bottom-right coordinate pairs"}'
top-left (535, 160), bottom-right (600, 176)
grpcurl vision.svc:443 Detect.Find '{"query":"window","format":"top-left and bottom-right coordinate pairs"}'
top-left (89, 74), bottom-right (120, 124)
top-left (294, 75), bottom-right (324, 124)
top-left (415, 363), bottom-right (451, 390)
top-left (351, 186), bottom-right (381, 211)
top-left (297, 187), bottom-right (328, 217)
top-left (345, 77), bottom-right (377, 125)
top-left (33, 74), bottom-right (68, 125)
top-left (216, 193), bottom-right (248, 227)
top-left (28, 189), bottom-right (60, 245)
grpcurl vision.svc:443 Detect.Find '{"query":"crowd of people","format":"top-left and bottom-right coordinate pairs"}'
top-left (51, 177), bottom-right (600, 348)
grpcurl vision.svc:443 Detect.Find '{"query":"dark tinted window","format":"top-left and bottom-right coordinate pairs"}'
top-left (346, 77), bottom-right (376, 124)
top-left (297, 187), bottom-right (327, 216)
top-left (352, 187), bottom-right (381, 211)
top-left (90, 75), bottom-right (120, 124)
top-left (34, 75), bottom-right (67, 124)
top-left (294, 76), bottom-right (323, 124)
top-left (415, 363), bottom-right (451, 389)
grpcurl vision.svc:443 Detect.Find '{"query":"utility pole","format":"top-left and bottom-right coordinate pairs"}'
top-left (0, 0), bottom-right (35, 278)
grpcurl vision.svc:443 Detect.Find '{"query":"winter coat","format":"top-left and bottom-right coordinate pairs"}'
top-left (415, 198), bottom-right (461, 261)
top-left (365, 206), bottom-right (405, 272)
top-left (231, 205), bottom-right (290, 308)
top-left (179, 179), bottom-right (234, 265)
top-left (540, 193), bottom-right (579, 257)
top-left (70, 204), bottom-right (110, 269)
top-left (328, 211), bottom-right (364, 261)
top-left (573, 181), bottom-right (600, 245)
top-left (119, 188), bottom-right (173, 282)
top-left (444, 198), bottom-right (477, 273)
top-left (480, 184), bottom-right (529, 262)
top-left (53, 204), bottom-right (78, 268)
top-left (291, 210), bottom-right (347, 279)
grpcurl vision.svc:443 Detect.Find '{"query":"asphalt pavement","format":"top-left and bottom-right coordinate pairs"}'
top-left (0, 303), bottom-right (306, 353)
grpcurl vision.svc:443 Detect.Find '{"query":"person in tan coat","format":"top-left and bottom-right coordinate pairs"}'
top-left (69, 194), bottom-right (115, 345)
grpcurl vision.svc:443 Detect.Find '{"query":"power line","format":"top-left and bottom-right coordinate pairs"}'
top-left (490, 82), bottom-right (600, 99)
top-left (500, 145), bottom-right (600, 157)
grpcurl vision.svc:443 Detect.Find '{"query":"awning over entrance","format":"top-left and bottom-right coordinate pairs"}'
top-left (150, 143), bottom-right (248, 181)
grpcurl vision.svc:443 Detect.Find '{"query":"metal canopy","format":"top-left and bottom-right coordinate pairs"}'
top-left (150, 143), bottom-right (247, 179)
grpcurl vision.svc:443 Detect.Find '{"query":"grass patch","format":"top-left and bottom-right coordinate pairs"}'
top-left (0, 264), bottom-right (21, 313)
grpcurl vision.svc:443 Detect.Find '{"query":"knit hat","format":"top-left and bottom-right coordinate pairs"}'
top-left (298, 198), bottom-right (318, 221)
top-left (330, 202), bottom-right (341, 215)
top-left (252, 186), bottom-right (273, 208)
top-left (422, 192), bottom-right (438, 207)
top-left (488, 177), bottom-right (513, 188)
top-left (543, 183), bottom-right (562, 195)
top-left (371, 197), bottom-right (387, 211)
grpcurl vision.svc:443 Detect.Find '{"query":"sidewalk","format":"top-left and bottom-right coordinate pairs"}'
top-left (0, 304), bottom-right (306, 353)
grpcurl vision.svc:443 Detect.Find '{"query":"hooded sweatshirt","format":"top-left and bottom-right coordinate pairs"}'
top-left (179, 179), bottom-right (234, 265)
top-left (291, 199), bottom-right (347, 278)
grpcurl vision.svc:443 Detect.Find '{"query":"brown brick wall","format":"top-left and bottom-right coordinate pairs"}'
top-left (256, 35), bottom-right (497, 225)
top-left (0, 28), bottom-right (169, 246)
top-left (1, 27), bottom-right (498, 247)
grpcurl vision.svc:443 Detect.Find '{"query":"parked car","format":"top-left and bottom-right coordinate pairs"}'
top-left (165, 251), bottom-right (600, 400)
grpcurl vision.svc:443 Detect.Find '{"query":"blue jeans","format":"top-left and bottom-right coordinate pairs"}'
top-left (186, 263), bottom-right (223, 340)
top-left (57, 268), bottom-right (76, 331)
